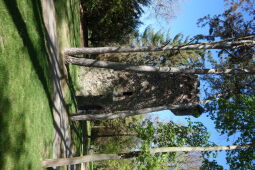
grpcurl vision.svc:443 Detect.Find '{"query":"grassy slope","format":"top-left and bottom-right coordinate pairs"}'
top-left (54, 2), bottom-right (94, 169)
top-left (0, 0), bottom-right (54, 169)
top-left (54, 0), bottom-right (86, 160)
top-left (55, 0), bottom-right (80, 115)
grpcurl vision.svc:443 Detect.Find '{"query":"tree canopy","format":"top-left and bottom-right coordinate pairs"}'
top-left (198, 1), bottom-right (255, 168)
top-left (82, 0), bottom-right (151, 46)
top-left (133, 119), bottom-right (222, 169)
top-left (206, 95), bottom-right (255, 169)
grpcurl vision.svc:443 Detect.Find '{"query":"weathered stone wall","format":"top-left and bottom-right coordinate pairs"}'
top-left (76, 67), bottom-right (201, 117)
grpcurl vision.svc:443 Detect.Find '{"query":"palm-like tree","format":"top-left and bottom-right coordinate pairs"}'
top-left (94, 27), bottom-right (205, 67)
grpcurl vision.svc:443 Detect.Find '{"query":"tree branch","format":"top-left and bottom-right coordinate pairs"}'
top-left (65, 56), bottom-right (255, 75)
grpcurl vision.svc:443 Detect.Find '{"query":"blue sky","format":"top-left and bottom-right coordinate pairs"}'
top-left (139, 0), bottom-right (233, 169)
top-left (139, 0), bottom-right (227, 36)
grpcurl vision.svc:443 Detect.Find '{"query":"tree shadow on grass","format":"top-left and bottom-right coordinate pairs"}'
top-left (3, 0), bottom-right (74, 169)
top-left (66, 65), bottom-right (78, 112)
top-left (3, 0), bottom-right (53, 107)
top-left (0, 64), bottom-right (27, 169)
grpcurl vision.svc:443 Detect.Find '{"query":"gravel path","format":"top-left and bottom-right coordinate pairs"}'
top-left (41, 0), bottom-right (73, 168)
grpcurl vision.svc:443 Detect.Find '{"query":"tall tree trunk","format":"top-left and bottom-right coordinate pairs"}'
top-left (42, 144), bottom-right (253, 168)
top-left (65, 56), bottom-right (255, 75)
top-left (64, 39), bottom-right (255, 55)
top-left (70, 100), bottom-right (210, 121)
top-left (85, 133), bottom-right (137, 139)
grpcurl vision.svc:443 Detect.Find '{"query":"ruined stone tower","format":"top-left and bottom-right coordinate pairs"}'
top-left (76, 67), bottom-right (202, 117)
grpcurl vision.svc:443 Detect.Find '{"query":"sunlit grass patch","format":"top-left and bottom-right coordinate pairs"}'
top-left (0, 0), bottom-right (54, 169)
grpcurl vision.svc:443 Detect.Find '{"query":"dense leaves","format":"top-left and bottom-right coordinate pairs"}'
top-left (82, 0), bottom-right (151, 46)
top-left (92, 116), bottom-right (142, 169)
top-left (207, 94), bottom-right (255, 169)
top-left (96, 27), bottom-right (205, 67)
top-left (200, 159), bottom-right (224, 170)
top-left (131, 28), bottom-right (205, 67)
top-left (199, 2), bottom-right (255, 168)
top-left (133, 119), bottom-right (218, 169)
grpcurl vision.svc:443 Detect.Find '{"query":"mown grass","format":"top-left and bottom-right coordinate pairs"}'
top-left (0, 0), bottom-right (54, 169)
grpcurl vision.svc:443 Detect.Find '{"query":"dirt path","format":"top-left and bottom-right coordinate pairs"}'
top-left (41, 0), bottom-right (73, 168)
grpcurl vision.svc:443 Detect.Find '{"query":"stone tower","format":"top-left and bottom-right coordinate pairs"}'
top-left (76, 67), bottom-right (202, 117)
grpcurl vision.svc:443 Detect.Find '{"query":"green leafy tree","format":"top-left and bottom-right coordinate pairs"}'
top-left (200, 159), bottom-right (224, 170)
top-left (92, 116), bottom-right (142, 169)
top-left (81, 0), bottom-right (151, 46)
top-left (200, 51), bottom-right (255, 101)
top-left (206, 94), bottom-right (255, 169)
top-left (197, 4), bottom-right (255, 168)
top-left (133, 119), bottom-right (221, 169)
top-left (132, 28), bottom-right (205, 67)
top-left (43, 117), bottom-right (253, 168)
top-left (94, 27), bottom-right (205, 67)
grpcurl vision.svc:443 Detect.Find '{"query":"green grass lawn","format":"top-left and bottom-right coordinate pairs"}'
top-left (0, 0), bottom-right (86, 169)
top-left (0, 0), bottom-right (89, 169)
top-left (0, 0), bottom-right (54, 169)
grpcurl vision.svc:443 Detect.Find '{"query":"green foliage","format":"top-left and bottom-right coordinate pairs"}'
top-left (199, 8), bottom-right (255, 169)
top-left (201, 38), bottom-right (254, 168)
top-left (207, 94), bottom-right (255, 169)
top-left (94, 159), bottom-right (135, 170)
top-left (136, 143), bottom-right (168, 170)
top-left (201, 37), bottom-right (255, 169)
top-left (132, 28), bottom-right (205, 67)
top-left (92, 115), bottom-right (143, 169)
top-left (200, 159), bottom-right (224, 170)
top-left (133, 119), bottom-right (217, 169)
top-left (97, 27), bottom-right (205, 68)
top-left (83, 0), bottom-right (150, 46)
top-left (200, 49), bottom-right (255, 100)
